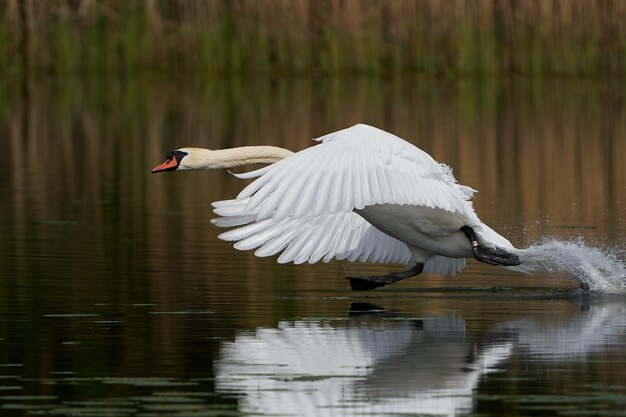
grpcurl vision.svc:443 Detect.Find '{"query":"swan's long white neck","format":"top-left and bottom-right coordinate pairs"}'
top-left (180, 146), bottom-right (293, 170)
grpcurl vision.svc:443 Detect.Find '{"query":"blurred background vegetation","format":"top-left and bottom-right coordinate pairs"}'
top-left (2, 0), bottom-right (626, 76)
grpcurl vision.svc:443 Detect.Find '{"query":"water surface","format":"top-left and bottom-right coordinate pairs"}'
top-left (0, 75), bottom-right (625, 416)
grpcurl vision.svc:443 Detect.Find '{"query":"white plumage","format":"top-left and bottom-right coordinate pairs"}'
top-left (206, 124), bottom-right (521, 275)
top-left (235, 124), bottom-right (476, 220)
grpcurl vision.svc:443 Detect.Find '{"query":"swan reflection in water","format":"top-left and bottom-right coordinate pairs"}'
top-left (214, 301), bottom-right (626, 417)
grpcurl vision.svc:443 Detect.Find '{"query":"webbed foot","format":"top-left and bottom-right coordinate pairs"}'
top-left (460, 225), bottom-right (522, 266)
top-left (347, 276), bottom-right (394, 291)
top-left (473, 246), bottom-right (521, 266)
top-left (346, 263), bottom-right (424, 291)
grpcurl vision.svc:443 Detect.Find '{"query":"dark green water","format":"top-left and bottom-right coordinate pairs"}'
top-left (1, 75), bottom-right (626, 416)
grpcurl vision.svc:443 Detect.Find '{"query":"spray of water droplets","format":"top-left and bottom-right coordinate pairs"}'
top-left (513, 238), bottom-right (626, 293)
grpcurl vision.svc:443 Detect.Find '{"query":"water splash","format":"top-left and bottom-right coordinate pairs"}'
top-left (514, 238), bottom-right (626, 293)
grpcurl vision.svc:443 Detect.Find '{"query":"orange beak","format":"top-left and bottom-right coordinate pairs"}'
top-left (152, 156), bottom-right (178, 173)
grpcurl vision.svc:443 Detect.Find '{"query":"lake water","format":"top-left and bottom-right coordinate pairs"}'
top-left (1, 75), bottom-right (625, 416)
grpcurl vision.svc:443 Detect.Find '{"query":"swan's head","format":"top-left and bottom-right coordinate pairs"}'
top-left (152, 149), bottom-right (192, 173)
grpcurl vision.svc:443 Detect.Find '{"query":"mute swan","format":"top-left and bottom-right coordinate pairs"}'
top-left (152, 124), bottom-right (523, 290)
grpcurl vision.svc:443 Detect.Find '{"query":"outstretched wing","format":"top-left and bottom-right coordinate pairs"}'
top-left (213, 124), bottom-right (474, 272)
top-left (212, 198), bottom-right (466, 274)
top-left (235, 124), bottom-right (476, 222)
top-left (212, 198), bottom-right (413, 265)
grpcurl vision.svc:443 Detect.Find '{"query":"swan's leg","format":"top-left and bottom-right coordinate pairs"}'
top-left (347, 263), bottom-right (424, 291)
top-left (460, 226), bottom-right (521, 266)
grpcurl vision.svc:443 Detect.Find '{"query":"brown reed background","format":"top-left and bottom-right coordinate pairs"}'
top-left (3, 0), bottom-right (626, 74)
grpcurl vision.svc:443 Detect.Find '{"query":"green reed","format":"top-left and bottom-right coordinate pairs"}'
top-left (2, 0), bottom-right (626, 75)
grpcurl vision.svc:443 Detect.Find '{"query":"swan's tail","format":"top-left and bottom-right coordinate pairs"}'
top-left (505, 238), bottom-right (626, 293)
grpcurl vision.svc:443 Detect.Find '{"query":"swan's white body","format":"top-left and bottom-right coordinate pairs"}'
top-left (197, 124), bottom-right (522, 275)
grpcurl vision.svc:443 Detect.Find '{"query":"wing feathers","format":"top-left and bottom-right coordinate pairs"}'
top-left (211, 214), bottom-right (257, 228)
top-left (211, 124), bottom-right (477, 272)
top-left (239, 124), bottom-right (475, 223)
top-left (231, 165), bottom-right (271, 179)
top-left (213, 199), bottom-right (414, 266)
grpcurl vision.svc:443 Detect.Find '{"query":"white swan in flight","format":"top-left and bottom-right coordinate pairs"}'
top-left (152, 123), bottom-right (525, 290)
